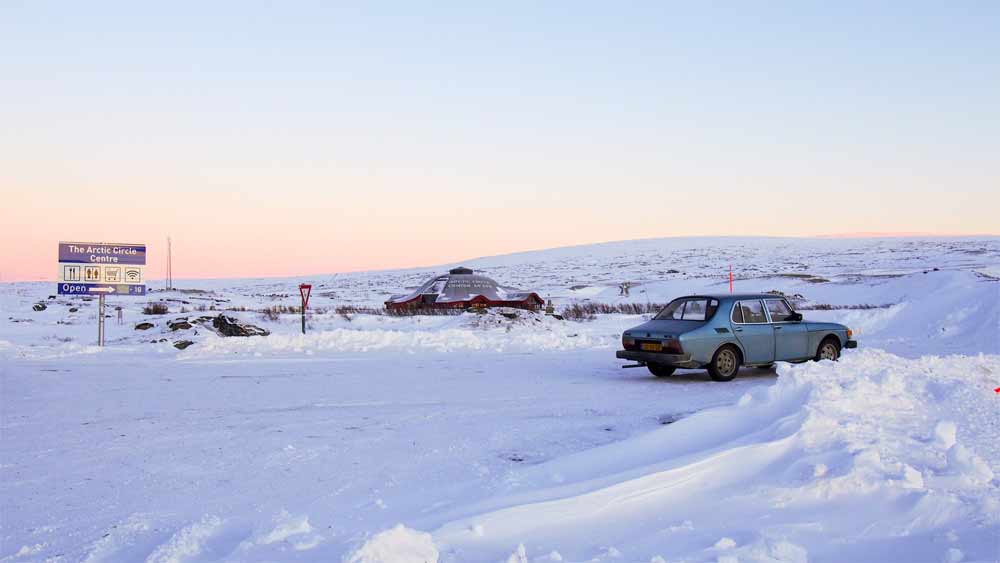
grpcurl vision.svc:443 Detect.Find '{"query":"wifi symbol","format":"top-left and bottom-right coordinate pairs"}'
top-left (126, 270), bottom-right (140, 282)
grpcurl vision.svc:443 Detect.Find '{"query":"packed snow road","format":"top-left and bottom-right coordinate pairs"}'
top-left (1, 349), bottom-right (773, 562)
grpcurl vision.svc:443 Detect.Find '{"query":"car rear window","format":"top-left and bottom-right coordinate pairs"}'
top-left (655, 298), bottom-right (718, 321)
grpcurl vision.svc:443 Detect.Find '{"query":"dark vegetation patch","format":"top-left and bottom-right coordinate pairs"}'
top-left (798, 303), bottom-right (893, 311)
top-left (384, 308), bottom-right (463, 317)
top-left (561, 302), bottom-right (667, 321)
top-left (771, 273), bottom-right (830, 283)
top-left (142, 303), bottom-right (169, 315)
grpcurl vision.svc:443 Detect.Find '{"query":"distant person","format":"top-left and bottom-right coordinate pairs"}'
top-left (116, 306), bottom-right (123, 325)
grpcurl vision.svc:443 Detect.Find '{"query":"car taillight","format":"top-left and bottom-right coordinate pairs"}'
top-left (663, 339), bottom-right (684, 354)
top-left (623, 335), bottom-right (636, 350)
top-left (847, 329), bottom-right (853, 339)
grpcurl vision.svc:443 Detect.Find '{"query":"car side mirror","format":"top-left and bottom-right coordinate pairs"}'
top-left (788, 312), bottom-right (803, 322)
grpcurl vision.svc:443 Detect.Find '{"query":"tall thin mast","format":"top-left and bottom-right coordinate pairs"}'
top-left (167, 236), bottom-right (172, 290)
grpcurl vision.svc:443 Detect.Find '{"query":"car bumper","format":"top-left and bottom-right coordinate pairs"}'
top-left (845, 340), bottom-right (858, 349)
top-left (616, 350), bottom-right (700, 368)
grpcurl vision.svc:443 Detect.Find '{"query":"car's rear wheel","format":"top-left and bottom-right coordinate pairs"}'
top-left (648, 364), bottom-right (676, 377)
top-left (815, 338), bottom-right (841, 362)
top-left (708, 345), bottom-right (741, 382)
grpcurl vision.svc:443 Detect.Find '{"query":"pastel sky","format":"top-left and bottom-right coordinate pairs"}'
top-left (2, 1), bottom-right (998, 281)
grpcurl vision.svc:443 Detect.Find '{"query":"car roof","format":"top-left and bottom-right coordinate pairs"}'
top-left (673, 293), bottom-right (785, 301)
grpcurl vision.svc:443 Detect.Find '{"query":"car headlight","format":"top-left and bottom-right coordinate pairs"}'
top-left (847, 328), bottom-right (853, 339)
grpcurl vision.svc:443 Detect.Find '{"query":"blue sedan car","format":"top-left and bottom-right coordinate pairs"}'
top-left (616, 294), bottom-right (857, 381)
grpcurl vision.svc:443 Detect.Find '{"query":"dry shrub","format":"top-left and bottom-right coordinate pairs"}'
top-left (561, 302), bottom-right (667, 320)
top-left (142, 302), bottom-right (169, 315)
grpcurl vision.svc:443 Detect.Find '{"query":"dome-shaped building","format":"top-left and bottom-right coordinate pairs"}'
top-left (385, 267), bottom-right (543, 312)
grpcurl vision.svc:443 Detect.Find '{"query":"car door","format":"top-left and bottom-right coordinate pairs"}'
top-left (765, 298), bottom-right (809, 360)
top-left (730, 299), bottom-right (775, 364)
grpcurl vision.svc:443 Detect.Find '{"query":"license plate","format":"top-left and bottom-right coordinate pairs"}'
top-left (640, 342), bottom-right (663, 352)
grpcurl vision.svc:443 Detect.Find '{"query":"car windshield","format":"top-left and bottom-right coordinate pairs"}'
top-left (655, 298), bottom-right (718, 321)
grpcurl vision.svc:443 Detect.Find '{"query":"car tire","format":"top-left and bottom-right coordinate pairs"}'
top-left (708, 345), bottom-right (741, 382)
top-left (815, 338), bottom-right (841, 362)
top-left (648, 364), bottom-right (676, 378)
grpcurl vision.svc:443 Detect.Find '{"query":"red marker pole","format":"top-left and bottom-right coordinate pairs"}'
top-left (299, 283), bottom-right (312, 335)
top-left (729, 265), bottom-right (733, 294)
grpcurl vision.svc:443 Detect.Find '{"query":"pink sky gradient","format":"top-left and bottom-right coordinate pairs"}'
top-left (3, 161), bottom-right (998, 282)
top-left (4, 3), bottom-right (998, 282)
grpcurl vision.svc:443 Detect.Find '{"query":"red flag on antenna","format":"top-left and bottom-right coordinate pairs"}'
top-left (729, 265), bottom-right (733, 293)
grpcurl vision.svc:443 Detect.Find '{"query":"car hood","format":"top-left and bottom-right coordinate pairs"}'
top-left (805, 321), bottom-right (847, 332)
top-left (624, 319), bottom-right (699, 339)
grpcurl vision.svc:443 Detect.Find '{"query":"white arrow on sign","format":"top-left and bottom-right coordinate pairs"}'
top-left (88, 287), bottom-right (116, 293)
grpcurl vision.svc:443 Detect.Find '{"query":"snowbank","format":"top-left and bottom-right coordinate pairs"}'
top-left (179, 324), bottom-right (614, 358)
top-left (345, 525), bottom-right (438, 563)
top-left (429, 350), bottom-right (1000, 562)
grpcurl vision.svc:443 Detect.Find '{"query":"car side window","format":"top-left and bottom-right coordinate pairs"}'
top-left (731, 302), bottom-right (744, 324)
top-left (706, 299), bottom-right (719, 320)
top-left (735, 300), bottom-right (767, 323)
top-left (765, 299), bottom-right (794, 322)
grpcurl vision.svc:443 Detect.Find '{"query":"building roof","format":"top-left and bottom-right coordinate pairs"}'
top-left (386, 267), bottom-right (541, 306)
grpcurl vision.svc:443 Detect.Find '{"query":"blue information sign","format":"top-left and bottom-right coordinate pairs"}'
top-left (57, 241), bottom-right (147, 296)
top-left (57, 283), bottom-right (147, 296)
top-left (58, 242), bottom-right (146, 265)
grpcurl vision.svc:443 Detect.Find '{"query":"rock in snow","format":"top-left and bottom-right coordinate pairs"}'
top-left (210, 314), bottom-right (269, 337)
top-left (167, 318), bottom-right (194, 331)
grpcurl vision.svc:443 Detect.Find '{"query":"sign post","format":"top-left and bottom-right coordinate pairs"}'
top-left (58, 242), bottom-right (147, 346)
top-left (299, 284), bottom-right (312, 335)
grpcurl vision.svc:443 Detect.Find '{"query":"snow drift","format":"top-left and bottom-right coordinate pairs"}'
top-left (350, 351), bottom-right (1000, 563)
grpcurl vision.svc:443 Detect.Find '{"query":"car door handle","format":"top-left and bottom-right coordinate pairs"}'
top-left (734, 327), bottom-right (743, 332)
top-left (774, 326), bottom-right (782, 330)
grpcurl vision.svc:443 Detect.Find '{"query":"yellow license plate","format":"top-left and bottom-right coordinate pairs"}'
top-left (640, 342), bottom-right (663, 352)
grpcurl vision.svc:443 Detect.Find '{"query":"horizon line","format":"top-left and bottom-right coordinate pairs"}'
top-left (5, 232), bottom-right (997, 284)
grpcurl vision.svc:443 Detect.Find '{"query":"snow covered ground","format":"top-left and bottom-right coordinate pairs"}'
top-left (1, 236), bottom-right (998, 562)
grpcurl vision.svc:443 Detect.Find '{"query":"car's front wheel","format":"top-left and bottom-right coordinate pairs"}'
top-left (815, 338), bottom-right (841, 362)
top-left (648, 364), bottom-right (676, 378)
top-left (708, 345), bottom-right (741, 382)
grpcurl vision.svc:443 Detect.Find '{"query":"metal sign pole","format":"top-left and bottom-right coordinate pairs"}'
top-left (98, 293), bottom-right (105, 347)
